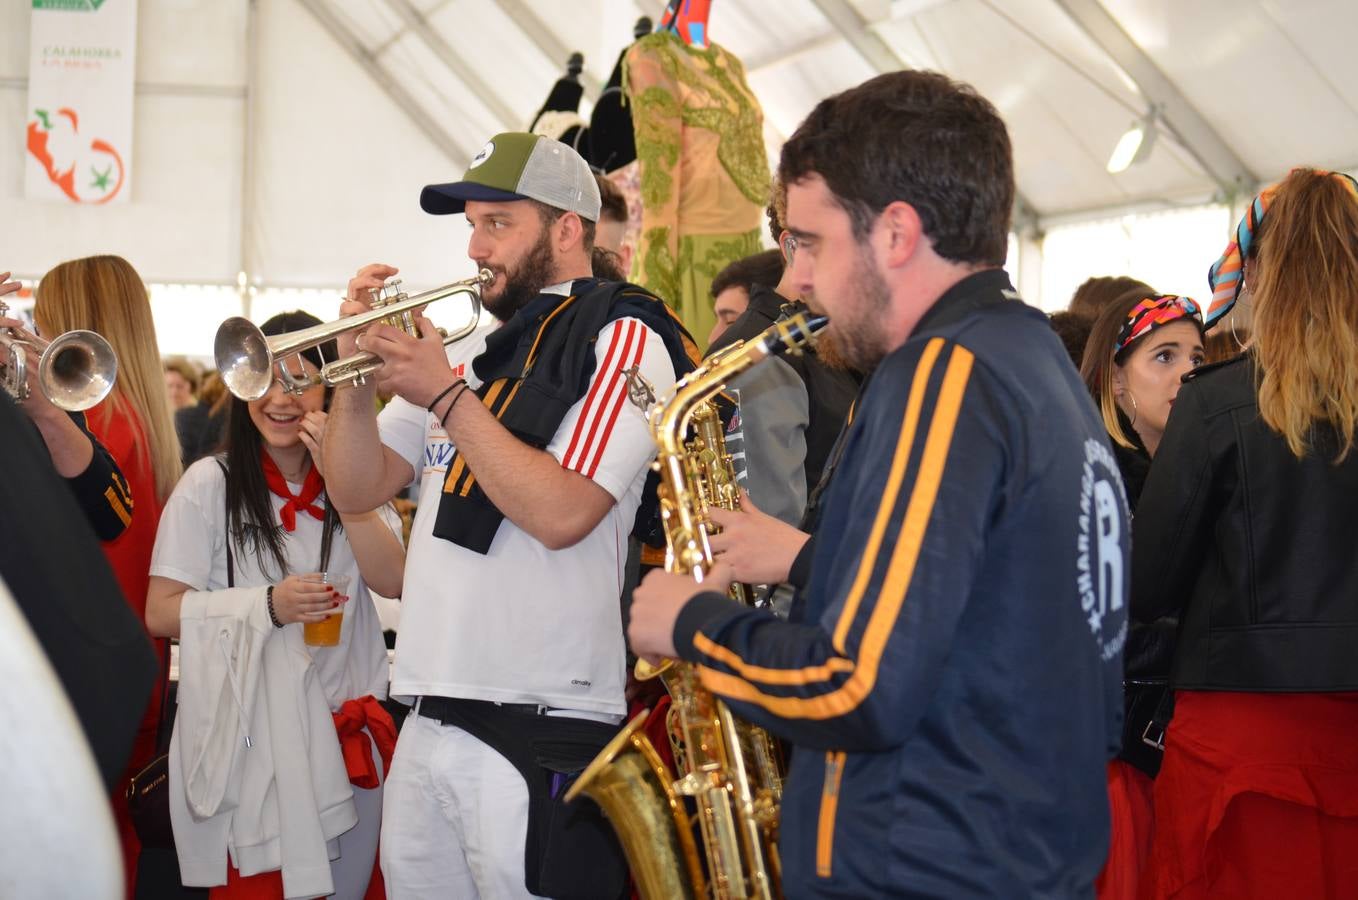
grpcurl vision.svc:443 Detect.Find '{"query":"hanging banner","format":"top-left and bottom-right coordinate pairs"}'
top-left (25, 0), bottom-right (138, 205)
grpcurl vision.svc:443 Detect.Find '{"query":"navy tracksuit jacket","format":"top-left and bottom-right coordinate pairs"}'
top-left (674, 270), bottom-right (1127, 898)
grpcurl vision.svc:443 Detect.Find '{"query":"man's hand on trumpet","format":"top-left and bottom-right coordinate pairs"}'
top-left (0, 271), bottom-right (22, 303)
top-left (358, 313), bottom-right (455, 411)
top-left (340, 263), bottom-right (400, 357)
top-left (0, 315), bottom-right (55, 419)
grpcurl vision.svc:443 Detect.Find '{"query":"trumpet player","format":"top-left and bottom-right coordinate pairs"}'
top-left (323, 133), bottom-right (698, 898)
top-left (629, 71), bottom-right (1128, 898)
top-left (1, 271), bottom-right (159, 799)
top-left (2, 273), bottom-right (132, 543)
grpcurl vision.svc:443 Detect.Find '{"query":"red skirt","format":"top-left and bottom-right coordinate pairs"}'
top-left (1096, 760), bottom-right (1156, 900)
top-left (1142, 690), bottom-right (1358, 899)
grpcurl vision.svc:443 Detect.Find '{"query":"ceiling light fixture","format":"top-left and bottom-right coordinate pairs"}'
top-left (1107, 108), bottom-right (1159, 174)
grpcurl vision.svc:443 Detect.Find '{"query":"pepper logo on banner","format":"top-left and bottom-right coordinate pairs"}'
top-left (26, 0), bottom-right (136, 203)
top-left (26, 107), bottom-right (125, 203)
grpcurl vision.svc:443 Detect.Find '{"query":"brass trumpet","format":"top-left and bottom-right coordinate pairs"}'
top-left (0, 300), bottom-right (118, 411)
top-left (215, 269), bottom-right (492, 401)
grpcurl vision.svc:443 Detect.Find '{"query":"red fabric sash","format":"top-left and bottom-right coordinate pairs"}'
top-left (260, 450), bottom-right (325, 532)
top-left (207, 696), bottom-right (395, 900)
top-left (332, 696), bottom-right (397, 790)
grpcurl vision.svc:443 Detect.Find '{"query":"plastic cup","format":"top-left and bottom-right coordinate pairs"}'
top-left (303, 573), bottom-right (350, 647)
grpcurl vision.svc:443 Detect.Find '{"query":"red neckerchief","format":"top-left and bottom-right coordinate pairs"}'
top-left (260, 450), bottom-right (325, 531)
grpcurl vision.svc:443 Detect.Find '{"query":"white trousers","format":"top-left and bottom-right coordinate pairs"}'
top-left (379, 709), bottom-right (543, 899)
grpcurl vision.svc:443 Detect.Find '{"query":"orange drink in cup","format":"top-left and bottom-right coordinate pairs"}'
top-left (303, 573), bottom-right (350, 646)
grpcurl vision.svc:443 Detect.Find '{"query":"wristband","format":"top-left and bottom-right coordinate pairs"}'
top-left (266, 585), bottom-right (284, 628)
top-left (426, 378), bottom-right (465, 413)
top-left (439, 382), bottom-right (472, 431)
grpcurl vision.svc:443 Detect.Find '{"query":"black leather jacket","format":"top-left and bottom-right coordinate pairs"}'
top-left (1132, 354), bottom-right (1358, 691)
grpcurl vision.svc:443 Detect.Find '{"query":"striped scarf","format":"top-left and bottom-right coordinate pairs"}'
top-left (1207, 169), bottom-right (1358, 327)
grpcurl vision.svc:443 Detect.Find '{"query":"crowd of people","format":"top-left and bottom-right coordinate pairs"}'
top-left (3, 61), bottom-right (1358, 900)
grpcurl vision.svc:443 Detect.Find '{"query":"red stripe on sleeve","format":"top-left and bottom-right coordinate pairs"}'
top-left (583, 324), bottom-right (649, 479)
top-left (570, 321), bottom-right (641, 474)
top-left (561, 320), bottom-right (631, 470)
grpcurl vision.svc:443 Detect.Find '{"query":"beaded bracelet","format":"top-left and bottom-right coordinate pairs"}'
top-left (266, 585), bottom-right (284, 629)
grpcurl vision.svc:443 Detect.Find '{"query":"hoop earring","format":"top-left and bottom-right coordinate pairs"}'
top-left (1127, 392), bottom-right (1138, 428)
top-left (1230, 312), bottom-right (1246, 351)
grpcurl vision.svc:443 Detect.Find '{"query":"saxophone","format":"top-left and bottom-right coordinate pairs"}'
top-left (566, 312), bottom-right (827, 900)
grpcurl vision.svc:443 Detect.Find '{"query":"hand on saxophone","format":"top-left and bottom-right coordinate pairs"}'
top-left (628, 561), bottom-right (735, 663)
top-left (707, 490), bottom-right (812, 585)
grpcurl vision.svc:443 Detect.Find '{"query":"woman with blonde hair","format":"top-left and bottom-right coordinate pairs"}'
top-left (1132, 168), bottom-right (1358, 898)
top-left (34, 254), bottom-right (183, 894)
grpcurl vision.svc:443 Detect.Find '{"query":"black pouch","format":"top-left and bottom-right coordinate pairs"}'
top-left (526, 753), bottom-right (628, 900)
top-left (431, 699), bottom-right (629, 900)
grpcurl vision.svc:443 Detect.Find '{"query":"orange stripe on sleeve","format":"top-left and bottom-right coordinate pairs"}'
top-left (693, 632), bottom-right (854, 685)
top-left (831, 337), bottom-right (943, 653)
top-left (695, 345), bottom-right (975, 720)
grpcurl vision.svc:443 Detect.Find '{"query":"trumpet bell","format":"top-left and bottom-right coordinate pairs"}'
top-left (38, 330), bottom-right (118, 412)
top-left (215, 316), bottom-right (274, 402)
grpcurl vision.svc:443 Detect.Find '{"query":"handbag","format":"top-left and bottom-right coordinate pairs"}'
top-left (125, 657), bottom-right (174, 849)
top-left (128, 466), bottom-right (235, 849)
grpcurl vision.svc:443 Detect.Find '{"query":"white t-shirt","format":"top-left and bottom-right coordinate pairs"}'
top-left (150, 457), bottom-right (397, 709)
top-left (379, 296), bottom-right (677, 717)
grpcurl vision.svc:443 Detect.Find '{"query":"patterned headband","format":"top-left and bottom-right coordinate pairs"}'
top-left (1116, 294), bottom-right (1202, 356)
top-left (1206, 169), bottom-right (1358, 328)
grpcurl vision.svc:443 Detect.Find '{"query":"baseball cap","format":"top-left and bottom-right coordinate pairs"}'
top-left (420, 132), bottom-right (602, 222)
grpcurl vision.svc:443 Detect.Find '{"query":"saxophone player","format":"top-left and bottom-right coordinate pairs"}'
top-left (629, 71), bottom-right (1127, 898)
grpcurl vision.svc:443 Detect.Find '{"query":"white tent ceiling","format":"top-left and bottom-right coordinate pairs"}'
top-left (3, 0), bottom-right (1356, 297)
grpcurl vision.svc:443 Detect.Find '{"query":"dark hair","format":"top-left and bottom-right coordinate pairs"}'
top-left (591, 246), bottom-right (627, 281)
top-left (1203, 327), bottom-right (1245, 365)
top-left (766, 177), bottom-right (787, 246)
top-left (711, 249), bottom-right (785, 299)
top-left (531, 199), bottom-right (596, 252)
top-left (1047, 311), bottom-right (1094, 369)
top-left (1067, 275), bottom-right (1154, 322)
top-left (777, 70), bottom-right (1014, 266)
top-left (223, 311), bottom-right (341, 580)
top-left (595, 174), bottom-right (629, 226)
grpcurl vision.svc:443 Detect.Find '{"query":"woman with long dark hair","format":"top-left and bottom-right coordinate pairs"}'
top-left (146, 311), bottom-right (404, 899)
top-left (31, 254), bottom-right (183, 893)
top-left (1080, 291), bottom-right (1205, 899)
top-left (1133, 168), bottom-right (1358, 898)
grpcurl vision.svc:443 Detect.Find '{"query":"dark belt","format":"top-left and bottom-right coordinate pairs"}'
top-left (414, 695), bottom-right (559, 723)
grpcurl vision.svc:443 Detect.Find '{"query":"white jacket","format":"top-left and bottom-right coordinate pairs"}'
top-left (170, 586), bottom-right (357, 899)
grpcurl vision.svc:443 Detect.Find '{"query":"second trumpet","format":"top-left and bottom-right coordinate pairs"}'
top-left (215, 269), bottom-right (491, 401)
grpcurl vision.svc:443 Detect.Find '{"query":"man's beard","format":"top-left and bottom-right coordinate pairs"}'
top-left (812, 323), bottom-right (854, 373)
top-left (482, 228), bottom-right (557, 321)
top-left (810, 247), bottom-right (891, 374)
